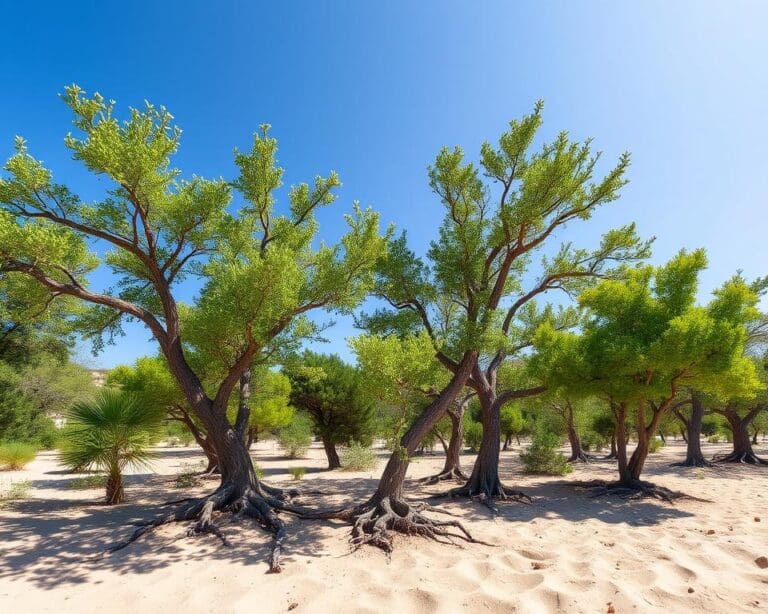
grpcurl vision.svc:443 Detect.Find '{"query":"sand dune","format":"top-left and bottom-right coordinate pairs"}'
top-left (1, 439), bottom-right (766, 613)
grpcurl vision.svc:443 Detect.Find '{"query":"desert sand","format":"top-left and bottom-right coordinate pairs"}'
top-left (1, 439), bottom-right (766, 613)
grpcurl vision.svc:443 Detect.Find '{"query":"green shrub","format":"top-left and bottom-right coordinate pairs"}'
top-left (68, 474), bottom-right (108, 489)
top-left (0, 478), bottom-right (31, 504)
top-left (648, 437), bottom-right (665, 453)
top-left (581, 431), bottom-right (608, 452)
top-left (252, 460), bottom-right (265, 480)
top-left (289, 467), bottom-right (306, 481)
top-left (278, 413), bottom-right (313, 459)
top-left (0, 442), bottom-right (38, 470)
top-left (708, 434), bottom-right (722, 443)
top-left (340, 441), bottom-right (378, 471)
top-left (173, 461), bottom-right (203, 489)
top-left (464, 420), bottom-right (483, 452)
top-left (520, 430), bottom-right (572, 476)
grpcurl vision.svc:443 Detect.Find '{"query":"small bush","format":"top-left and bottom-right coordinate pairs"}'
top-left (648, 437), bottom-right (665, 453)
top-left (582, 431), bottom-right (608, 452)
top-left (340, 441), bottom-right (378, 471)
top-left (278, 413), bottom-right (313, 459)
top-left (464, 420), bottom-right (483, 452)
top-left (289, 467), bottom-right (306, 481)
top-left (520, 430), bottom-right (572, 476)
top-left (0, 442), bottom-right (38, 470)
top-left (68, 474), bottom-right (108, 490)
top-left (173, 461), bottom-right (203, 489)
top-left (0, 479), bottom-right (31, 504)
top-left (708, 434), bottom-right (722, 443)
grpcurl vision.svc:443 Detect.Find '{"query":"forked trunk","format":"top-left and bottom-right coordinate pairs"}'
top-left (462, 389), bottom-right (503, 497)
top-left (439, 399), bottom-right (466, 475)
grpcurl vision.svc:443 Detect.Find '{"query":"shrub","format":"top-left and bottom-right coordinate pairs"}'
top-left (289, 467), bottom-right (306, 481)
top-left (340, 441), bottom-right (378, 471)
top-left (173, 461), bottom-right (203, 489)
top-left (252, 461), bottom-right (265, 480)
top-left (60, 390), bottom-right (163, 504)
top-left (464, 419), bottom-right (483, 452)
top-left (277, 413), bottom-right (313, 459)
top-left (582, 431), bottom-right (607, 452)
top-left (708, 434), bottom-right (722, 444)
top-left (68, 474), bottom-right (108, 490)
top-left (648, 437), bottom-right (665, 453)
top-left (0, 442), bottom-right (38, 470)
top-left (520, 430), bottom-right (573, 476)
top-left (0, 478), bottom-right (31, 504)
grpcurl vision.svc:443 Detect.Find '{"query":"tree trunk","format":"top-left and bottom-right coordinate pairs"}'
top-left (321, 434), bottom-right (341, 470)
top-left (675, 393), bottom-right (711, 467)
top-left (614, 404), bottom-right (628, 477)
top-left (234, 369), bottom-right (251, 442)
top-left (716, 407), bottom-right (768, 464)
top-left (106, 467), bottom-right (124, 505)
top-left (502, 434), bottom-right (511, 451)
top-left (566, 402), bottom-right (589, 462)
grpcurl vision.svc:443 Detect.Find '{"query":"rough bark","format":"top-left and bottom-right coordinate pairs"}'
top-left (420, 396), bottom-right (469, 484)
top-left (321, 435), bottom-right (341, 470)
top-left (106, 468), bottom-right (124, 505)
top-left (298, 352), bottom-right (485, 552)
top-left (567, 425), bottom-right (590, 463)
top-left (672, 393), bottom-right (712, 467)
top-left (714, 405), bottom-right (768, 465)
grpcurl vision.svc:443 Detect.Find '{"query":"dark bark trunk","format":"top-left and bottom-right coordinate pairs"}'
top-left (566, 402), bottom-right (589, 462)
top-left (367, 352), bottom-right (476, 504)
top-left (322, 434), bottom-right (341, 470)
top-left (462, 388), bottom-right (503, 497)
top-left (715, 407), bottom-right (768, 464)
top-left (502, 434), bottom-right (511, 451)
top-left (614, 404), bottom-right (628, 477)
top-left (675, 393), bottom-right (711, 467)
top-left (106, 468), bottom-right (124, 505)
top-left (234, 369), bottom-right (251, 442)
top-left (753, 429), bottom-right (759, 445)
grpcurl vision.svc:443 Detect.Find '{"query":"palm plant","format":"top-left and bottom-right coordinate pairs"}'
top-left (60, 390), bottom-right (163, 504)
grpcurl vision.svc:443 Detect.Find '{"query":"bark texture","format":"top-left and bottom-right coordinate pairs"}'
top-left (714, 405), bottom-right (768, 465)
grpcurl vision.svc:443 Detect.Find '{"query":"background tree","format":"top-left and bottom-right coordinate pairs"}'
top-left (532, 251), bottom-right (761, 498)
top-left (284, 352), bottom-right (375, 469)
top-left (60, 389), bottom-right (163, 504)
top-left (499, 405), bottom-right (524, 450)
top-left (243, 368), bottom-right (293, 448)
top-left (0, 86), bottom-right (386, 571)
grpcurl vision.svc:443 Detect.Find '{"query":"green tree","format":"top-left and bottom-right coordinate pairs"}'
top-left (60, 390), bottom-right (163, 504)
top-left (0, 86), bottom-right (386, 570)
top-left (532, 251), bottom-right (761, 497)
top-left (284, 352), bottom-right (375, 469)
top-left (499, 405), bottom-right (524, 451)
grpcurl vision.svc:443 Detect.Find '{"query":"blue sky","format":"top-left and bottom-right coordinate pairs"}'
top-left (1, 1), bottom-right (766, 368)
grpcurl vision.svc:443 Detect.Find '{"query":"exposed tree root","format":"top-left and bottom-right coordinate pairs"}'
top-left (584, 479), bottom-right (696, 503)
top-left (671, 456), bottom-right (714, 468)
top-left (434, 481), bottom-right (532, 514)
top-left (107, 483), bottom-right (295, 573)
top-left (568, 450), bottom-right (594, 463)
top-left (418, 467), bottom-right (468, 485)
top-left (713, 451), bottom-right (768, 465)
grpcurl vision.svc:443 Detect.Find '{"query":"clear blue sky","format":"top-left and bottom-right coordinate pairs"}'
top-left (2, 1), bottom-right (766, 368)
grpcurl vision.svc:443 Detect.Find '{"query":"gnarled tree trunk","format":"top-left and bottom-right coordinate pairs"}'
top-left (715, 405), bottom-right (768, 465)
top-left (673, 393), bottom-right (711, 467)
top-left (321, 434), bottom-right (341, 470)
top-left (421, 396), bottom-right (469, 484)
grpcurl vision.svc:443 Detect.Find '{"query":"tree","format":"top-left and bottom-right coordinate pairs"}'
top-left (244, 369), bottom-right (293, 448)
top-left (304, 105), bottom-right (647, 550)
top-left (499, 405), bottom-right (524, 451)
top-left (0, 86), bottom-right (386, 571)
top-left (533, 251), bottom-right (761, 498)
top-left (60, 389), bottom-right (163, 504)
top-left (671, 389), bottom-right (712, 467)
top-left (284, 352), bottom-right (375, 469)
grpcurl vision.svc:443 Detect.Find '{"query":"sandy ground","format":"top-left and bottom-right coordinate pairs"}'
top-left (0, 439), bottom-right (767, 613)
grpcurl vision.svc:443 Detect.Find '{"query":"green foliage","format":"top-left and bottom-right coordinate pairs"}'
top-left (463, 416), bottom-right (483, 452)
top-left (648, 437), bottom-right (664, 453)
top-left (246, 369), bottom-right (294, 439)
top-left (59, 390), bottom-right (163, 496)
top-left (0, 442), bottom-right (37, 470)
top-left (288, 467), bottom-right (306, 481)
top-left (500, 405), bottom-right (525, 442)
top-left (340, 441), bottom-right (378, 471)
top-left (173, 461), bottom-right (204, 489)
top-left (520, 430), bottom-right (573, 476)
top-left (0, 87), bottom-right (388, 470)
top-left (277, 412), bottom-right (313, 459)
top-left (284, 352), bottom-right (376, 448)
top-left (581, 430), bottom-right (608, 452)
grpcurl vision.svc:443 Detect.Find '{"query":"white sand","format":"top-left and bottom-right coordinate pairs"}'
top-left (1, 439), bottom-right (766, 613)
